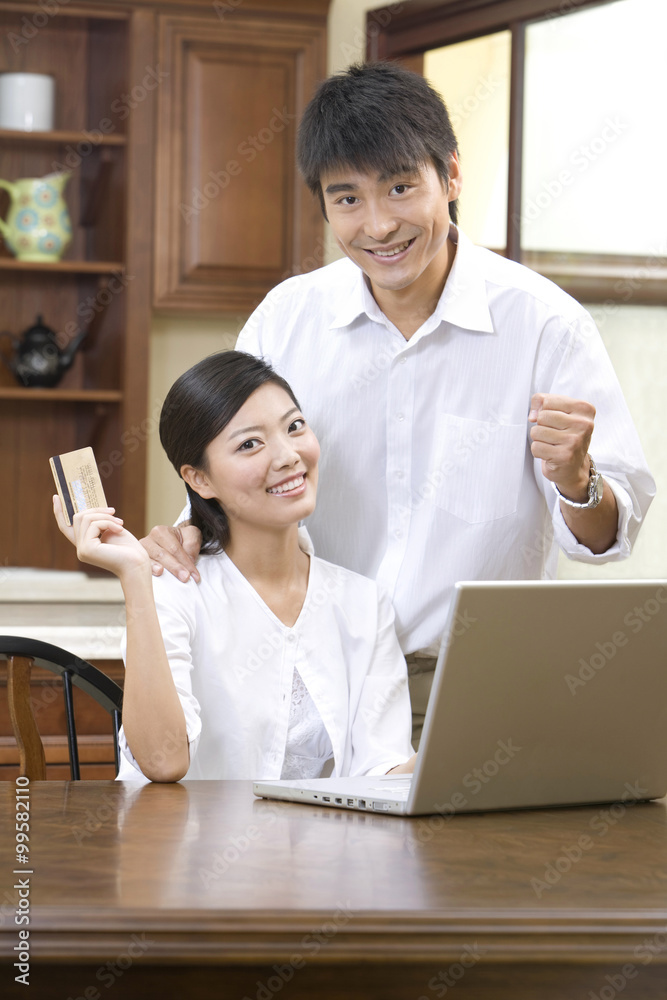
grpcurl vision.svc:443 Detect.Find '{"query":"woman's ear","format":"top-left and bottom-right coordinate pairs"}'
top-left (181, 465), bottom-right (216, 500)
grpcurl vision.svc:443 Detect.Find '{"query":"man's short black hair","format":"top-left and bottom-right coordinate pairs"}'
top-left (297, 61), bottom-right (459, 224)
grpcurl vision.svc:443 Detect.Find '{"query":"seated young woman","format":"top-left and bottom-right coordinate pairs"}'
top-left (53, 351), bottom-right (416, 782)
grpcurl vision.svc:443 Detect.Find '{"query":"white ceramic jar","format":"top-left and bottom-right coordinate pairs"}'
top-left (0, 73), bottom-right (55, 131)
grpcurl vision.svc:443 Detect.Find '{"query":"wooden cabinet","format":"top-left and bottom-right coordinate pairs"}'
top-left (0, 0), bottom-right (328, 572)
top-left (153, 2), bottom-right (329, 311)
top-left (0, 2), bottom-right (155, 570)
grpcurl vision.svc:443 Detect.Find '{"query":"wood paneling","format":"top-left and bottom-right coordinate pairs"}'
top-left (153, 10), bottom-right (327, 311)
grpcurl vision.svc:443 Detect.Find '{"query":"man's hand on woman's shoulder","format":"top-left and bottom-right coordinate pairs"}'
top-left (139, 523), bottom-right (203, 583)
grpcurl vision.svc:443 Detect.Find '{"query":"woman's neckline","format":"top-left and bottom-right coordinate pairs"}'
top-left (221, 548), bottom-right (313, 630)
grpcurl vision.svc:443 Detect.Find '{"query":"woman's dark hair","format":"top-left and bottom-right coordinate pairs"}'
top-left (159, 351), bottom-right (300, 554)
top-left (297, 61), bottom-right (459, 223)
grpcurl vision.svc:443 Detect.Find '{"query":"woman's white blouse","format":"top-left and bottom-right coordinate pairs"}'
top-left (117, 542), bottom-right (413, 781)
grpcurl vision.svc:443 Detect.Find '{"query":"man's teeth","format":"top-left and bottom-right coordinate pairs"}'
top-left (372, 240), bottom-right (411, 257)
top-left (267, 475), bottom-right (304, 495)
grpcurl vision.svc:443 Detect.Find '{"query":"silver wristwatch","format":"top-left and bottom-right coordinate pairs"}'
top-left (552, 455), bottom-right (603, 509)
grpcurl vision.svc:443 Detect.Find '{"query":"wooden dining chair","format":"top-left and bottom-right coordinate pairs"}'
top-left (0, 635), bottom-right (123, 780)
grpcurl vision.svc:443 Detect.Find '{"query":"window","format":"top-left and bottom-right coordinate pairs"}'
top-left (368, 0), bottom-right (667, 303)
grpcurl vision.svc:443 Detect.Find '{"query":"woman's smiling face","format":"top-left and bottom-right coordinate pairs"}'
top-left (181, 382), bottom-right (320, 534)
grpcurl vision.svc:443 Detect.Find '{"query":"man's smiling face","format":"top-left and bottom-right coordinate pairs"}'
top-left (321, 157), bottom-right (461, 299)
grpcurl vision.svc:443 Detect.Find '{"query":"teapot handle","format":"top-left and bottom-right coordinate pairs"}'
top-left (0, 179), bottom-right (17, 240)
top-left (0, 330), bottom-right (17, 365)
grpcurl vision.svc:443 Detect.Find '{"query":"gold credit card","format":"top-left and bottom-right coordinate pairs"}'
top-left (49, 447), bottom-right (107, 526)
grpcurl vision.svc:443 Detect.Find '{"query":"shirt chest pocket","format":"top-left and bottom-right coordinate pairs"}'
top-left (432, 412), bottom-right (528, 523)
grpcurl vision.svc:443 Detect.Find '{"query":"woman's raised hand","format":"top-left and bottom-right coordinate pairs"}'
top-left (53, 496), bottom-right (151, 579)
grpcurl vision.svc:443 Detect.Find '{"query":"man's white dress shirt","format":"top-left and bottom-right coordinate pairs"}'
top-left (236, 228), bottom-right (655, 654)
top-left (117, 539), bottom-right (413, 781)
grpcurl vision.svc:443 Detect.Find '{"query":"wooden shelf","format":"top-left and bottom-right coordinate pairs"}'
top-left (0, 258), bottom-right (124, 274)
top-left (0, 128), bottom-right (126, 146)
top-left (0, 388), bottom-right (122, 402)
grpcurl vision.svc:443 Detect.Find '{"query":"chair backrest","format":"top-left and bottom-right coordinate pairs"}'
top-left (0, 635), bottom-right (123, 780)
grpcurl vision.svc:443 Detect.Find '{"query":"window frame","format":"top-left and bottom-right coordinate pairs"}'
top-left (367, 0), bottom-right (667, 304)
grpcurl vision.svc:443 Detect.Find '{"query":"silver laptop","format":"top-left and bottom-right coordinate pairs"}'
top-left (253, 580), bottom-right (667, 816)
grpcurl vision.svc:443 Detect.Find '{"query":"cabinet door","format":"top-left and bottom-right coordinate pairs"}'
top-left (154, 11), bottom-right (327, 312)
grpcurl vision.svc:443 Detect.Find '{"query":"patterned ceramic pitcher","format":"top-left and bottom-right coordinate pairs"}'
top-left (0, 170), bottom-right (72, 262)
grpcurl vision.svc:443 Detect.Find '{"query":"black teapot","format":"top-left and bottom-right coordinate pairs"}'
top-left (1, 315), bottom-right (88, 387)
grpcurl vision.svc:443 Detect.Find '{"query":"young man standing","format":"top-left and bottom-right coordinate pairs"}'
top-left (143, 63), bottom-right (654, 742)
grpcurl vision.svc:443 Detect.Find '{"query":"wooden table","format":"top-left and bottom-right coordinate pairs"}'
top-left (1, 781), bottom-right (666, 999)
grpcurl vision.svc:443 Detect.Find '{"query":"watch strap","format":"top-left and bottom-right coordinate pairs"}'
top-left (552, 455), bottom-right (603, 509)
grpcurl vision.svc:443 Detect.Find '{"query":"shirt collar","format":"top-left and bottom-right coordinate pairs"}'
top-left (434, 227), bottom-right (495, 334)
top-left (328, 261), bottom-right (376, 330)
top-left (328, 227), bottom-right (495, 335)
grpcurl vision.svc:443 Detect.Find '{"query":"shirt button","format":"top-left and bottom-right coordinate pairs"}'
top-left (287, 633), bottom-right (296, 643)
top-left (396, 413), bottom-right (404, 421)
top-left (400, 356), bottom-right (407, 365)
top-left (396, 470), bottom-right (404, 479)
top-left (395, 529), bottom-right (403, 538)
